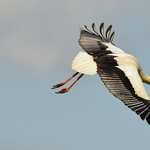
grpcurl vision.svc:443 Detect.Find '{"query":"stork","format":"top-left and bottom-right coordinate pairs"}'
top-left (52, 23), bottom-right (150, 125)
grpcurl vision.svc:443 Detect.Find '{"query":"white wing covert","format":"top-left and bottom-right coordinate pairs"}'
top-left (78, 23), bottom-right (150, 125)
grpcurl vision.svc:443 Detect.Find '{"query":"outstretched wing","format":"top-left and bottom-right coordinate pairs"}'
top-left (94, 54), bottom-right (150, 125)
top-left (78, 23), bottom-right (125, 55)
top-left (78, 23), bottom-right (150, 125)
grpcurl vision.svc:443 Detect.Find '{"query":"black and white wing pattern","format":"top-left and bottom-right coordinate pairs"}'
top-left (79, 23), bottom-right (125, 56)
top-left (78, 23), bottom-right (150, 125)
top-left (94, 54), bottom-right (150, 125)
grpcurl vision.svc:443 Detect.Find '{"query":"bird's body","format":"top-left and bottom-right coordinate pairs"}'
top-left (52, 23), bottom-right (150, 125)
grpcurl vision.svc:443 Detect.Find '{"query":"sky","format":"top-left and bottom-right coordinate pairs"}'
top-left (1, 0), bottom-right (150, 149)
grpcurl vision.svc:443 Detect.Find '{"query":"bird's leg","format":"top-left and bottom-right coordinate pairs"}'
top-left (55, 73), bottom-right (84, 94)
top-left (51, 72), bottom-right (79, 89)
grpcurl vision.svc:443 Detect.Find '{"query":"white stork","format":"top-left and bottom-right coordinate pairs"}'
top-left (52, 23), bottom-right (150, 125)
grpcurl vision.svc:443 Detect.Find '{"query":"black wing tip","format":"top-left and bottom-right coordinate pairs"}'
top-left (146, 116), bottom-right (150, 125)
top-left (82, 22), bottom-right (115, 43)
top-left (100, 22), bottom-right (104, 28)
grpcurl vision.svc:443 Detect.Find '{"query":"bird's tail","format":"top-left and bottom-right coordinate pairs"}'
top-left (72, 51), bottom-right (97, 75)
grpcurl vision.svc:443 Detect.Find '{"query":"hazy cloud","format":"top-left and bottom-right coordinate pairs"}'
top-left (1, 35), bottom-right (59, 74)
top-left (1, 0), bottom-right (150, 76)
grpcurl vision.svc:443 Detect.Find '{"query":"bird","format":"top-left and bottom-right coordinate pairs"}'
top-left (52, 22), bottom-right (150, 125)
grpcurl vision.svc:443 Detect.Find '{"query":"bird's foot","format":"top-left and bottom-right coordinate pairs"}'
top-left (51, 82), bottom-right (65, 89)
top-left (55, 88), bottom-right (69, 94)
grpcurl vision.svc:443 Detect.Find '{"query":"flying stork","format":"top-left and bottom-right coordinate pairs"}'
top-left (52, 23), bottom-right (150, 125)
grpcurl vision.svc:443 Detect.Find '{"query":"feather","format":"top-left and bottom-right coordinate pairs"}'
top-left (110, 31), bottom-right (115, 42)
top-left (99, 23), bottom-right (105, 38)
top-left (106, 25), bottom-right (112, 41)
top-left (92, 23), bottom-right (100, 35)
top-left (84, 25), bottom-right (92, 33)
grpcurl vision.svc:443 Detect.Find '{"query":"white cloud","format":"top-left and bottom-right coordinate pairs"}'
top-left (0, 0), bottom-right (61, 76)
top-left (1, 34), bottom-right (59, 75)
top-left (1, 0), bottom-right (150, 76)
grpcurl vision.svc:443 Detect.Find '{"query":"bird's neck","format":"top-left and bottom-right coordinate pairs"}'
top-left (140, 70), bottom-right (150, 84)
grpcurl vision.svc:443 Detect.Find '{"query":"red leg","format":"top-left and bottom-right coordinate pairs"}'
top-left (55, 73), bottom-right (84, 94)
top-left (51, 72), bottom-right (79, 89)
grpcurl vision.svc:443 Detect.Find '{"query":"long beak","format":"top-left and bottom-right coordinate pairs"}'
top-left (51, 72), bottom-right (84, 94)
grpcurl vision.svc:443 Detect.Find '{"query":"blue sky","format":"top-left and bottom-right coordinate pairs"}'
top-left (1, 0), bottom-right (150, 149)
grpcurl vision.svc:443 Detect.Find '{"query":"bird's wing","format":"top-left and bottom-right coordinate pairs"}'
top-left (94, 54), bottom-right (150, 125)
top-left (79, 23), bottom-right (125, 55)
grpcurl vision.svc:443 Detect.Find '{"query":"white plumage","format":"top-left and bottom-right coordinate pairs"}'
top-left (72, 51), bottom-right (97, 75)
top-left (52, 23), bottom-right (150, 125)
